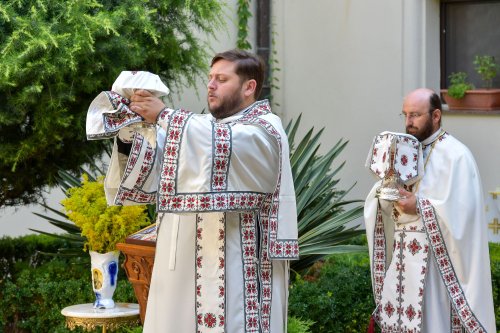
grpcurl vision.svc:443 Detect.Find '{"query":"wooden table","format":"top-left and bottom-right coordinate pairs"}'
top-left (61, 303), bottom-right (140, 332)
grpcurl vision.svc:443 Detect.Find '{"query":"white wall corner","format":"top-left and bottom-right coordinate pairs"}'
top-left (402, 0), bottom-right (441, 96)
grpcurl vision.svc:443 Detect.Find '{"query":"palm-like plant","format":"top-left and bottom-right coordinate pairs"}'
top-left (286, 115), bottom-right (365, 273)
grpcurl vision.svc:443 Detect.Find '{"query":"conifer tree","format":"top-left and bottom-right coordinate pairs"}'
top-left (0, 0), bottom-right (223, 207)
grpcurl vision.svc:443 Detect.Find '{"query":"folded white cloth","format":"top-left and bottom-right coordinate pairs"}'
top-left (111, 71), bottom-right (170, 98)
top-left (86, 71), bottom-right (169, 140)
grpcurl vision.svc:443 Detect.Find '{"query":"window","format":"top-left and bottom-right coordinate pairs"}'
top-left (440, 0), bottom-right (500, 89)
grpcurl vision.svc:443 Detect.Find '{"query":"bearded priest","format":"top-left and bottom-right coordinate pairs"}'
top-left (364, 88), bottom-right (495, 333)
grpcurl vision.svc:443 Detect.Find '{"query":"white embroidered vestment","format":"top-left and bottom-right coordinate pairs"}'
top-left (95, 99), bottom-right (298, 333)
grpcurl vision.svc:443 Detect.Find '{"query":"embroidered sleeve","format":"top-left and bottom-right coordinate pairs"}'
top-left (156, 107), bottom-right (176, 131)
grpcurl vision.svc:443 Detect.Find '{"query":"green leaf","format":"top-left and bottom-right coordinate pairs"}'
top-left (28, 229), bottom-right (84, 242)
top-left (32, 212), bottom-right (80, 234)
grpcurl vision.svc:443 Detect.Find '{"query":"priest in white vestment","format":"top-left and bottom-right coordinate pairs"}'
top-left (364, 88), bottom-right (496, 333)
top-left (87, 49), bottom-right (298, 333)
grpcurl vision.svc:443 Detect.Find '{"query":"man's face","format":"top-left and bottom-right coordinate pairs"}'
top-left (207, 59), bottom-right (246, 119)
top-left (402, 98), bottom-right (437, 142)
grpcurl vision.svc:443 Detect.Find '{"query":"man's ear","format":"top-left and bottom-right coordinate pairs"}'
top-left (243, 79), bottom-right (257, 97)
top-left (433, 108), bottom-right (442, 125)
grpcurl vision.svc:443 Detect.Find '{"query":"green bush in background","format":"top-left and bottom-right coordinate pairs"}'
top-left (289, 251), bottom-right (375, 333)
top-left (0, 235), bottom-right (135, 333)
top-left (1, 236), bottom-right (499, 332)
top-left (490, 242), bottom-right (500, 330)
top-left (0, 234), bottom-right (78, 283)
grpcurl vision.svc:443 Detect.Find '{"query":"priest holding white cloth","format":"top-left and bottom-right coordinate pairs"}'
top-left (364, 88), bottom-right (495, 332)
top-left (89, 49), bottom-right (298, 332)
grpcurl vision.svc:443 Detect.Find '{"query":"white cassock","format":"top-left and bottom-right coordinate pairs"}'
top-left (364, 129), bottom-right (496, 333)
top-left (89, 97), bottom-right (298, 333)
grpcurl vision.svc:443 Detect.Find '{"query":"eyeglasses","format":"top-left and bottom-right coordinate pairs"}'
top-left (399, 110), bottom-right (434, 120)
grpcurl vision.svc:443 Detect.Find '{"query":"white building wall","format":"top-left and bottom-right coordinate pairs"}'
top-left (273, 0), bottom-right (408, 207)
top-left (273, 0), bottom-right (500, 225)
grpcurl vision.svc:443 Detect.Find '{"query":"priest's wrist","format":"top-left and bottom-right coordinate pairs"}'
top-left (156, 107), bottom-right (170, 124)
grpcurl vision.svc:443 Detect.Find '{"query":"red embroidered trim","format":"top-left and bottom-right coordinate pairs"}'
top-left (419, 198), bottom-right (487, 333)
top-left (156, 107), bottom-right (172, 124)
top-left (158, 109), bottom-right (192, 209)
top-left (159, 192), bottom-right (267, 212)
top-left (212, 123), bottom-right (231, 191)
top-left (451, 306), bottom-right (465, 333)
top-left (115, 132), bottom-right (156, 205)
top-left (372, 206), bottom-right (386, 305)
top-left (241, 212), bottom-right (261, 332)
top-left (196, 214), bottom-right (226, 332)
top-left (103, 91), bottom-right (142, 132)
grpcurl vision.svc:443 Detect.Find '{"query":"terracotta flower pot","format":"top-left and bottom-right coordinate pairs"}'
top-left (441, 89), bottom-right (500, 111)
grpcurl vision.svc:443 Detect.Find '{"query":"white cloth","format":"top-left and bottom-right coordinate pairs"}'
top-left (364, 130), bottom-right (496, 333)
top-left (86, 71), bottom-right (169, 140)
top-left (91, 99), bottom-right (298, 332)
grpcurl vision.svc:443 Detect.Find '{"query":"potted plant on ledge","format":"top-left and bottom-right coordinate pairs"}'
top-left (61, 174), bottom-right (151, 309)
top-left (441, 54), bottom-right (500, 111)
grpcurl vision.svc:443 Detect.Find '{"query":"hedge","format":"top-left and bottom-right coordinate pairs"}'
top-left (1, 235), bottom-right (498, 332)
top-left (0, 235), bottom-right (135, 333)
top-left (289, 252), bottom-right (375, 332)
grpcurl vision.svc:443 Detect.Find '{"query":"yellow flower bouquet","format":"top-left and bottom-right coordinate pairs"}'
top-left (61, 174), bottom-right (151, 253)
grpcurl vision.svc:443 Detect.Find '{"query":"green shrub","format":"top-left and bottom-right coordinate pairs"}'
top-left (286, 116), bottom-right (365, 274)
top-left (0, 234), bottom-right (81, 283)
top-left (490, 242), bottom-right (500, 330)
top-left (2, 235), bottom-right (499, 332)
top-left (288, 252), bottom-right (374, 333)
top-left (0, 0), bottom-right (224, 207)
top-left (122, 327), bottom-right (144, 333)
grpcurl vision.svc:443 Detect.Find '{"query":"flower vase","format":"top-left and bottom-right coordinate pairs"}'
top-left (90, 250), bottom-right (120, 309)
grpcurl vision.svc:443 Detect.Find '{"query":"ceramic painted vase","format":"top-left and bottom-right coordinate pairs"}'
top-left (89, 250), bottom-right (120, 309)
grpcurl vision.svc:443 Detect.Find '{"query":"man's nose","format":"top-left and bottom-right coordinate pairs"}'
top-left (207, 79), bottom-right (216, 90)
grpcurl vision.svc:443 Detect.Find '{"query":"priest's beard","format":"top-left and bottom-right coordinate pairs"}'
top-left (208, 91), bottom-right (244, 119)
top-left (406, 115), bottom-right (434, 142)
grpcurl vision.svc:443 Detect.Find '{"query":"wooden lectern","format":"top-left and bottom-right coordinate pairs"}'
top-left (116, 224), bottom-right (157, 324)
